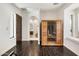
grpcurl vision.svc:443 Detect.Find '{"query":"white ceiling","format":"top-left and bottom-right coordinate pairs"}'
top-left (15, 3), bottom-right (64, 11)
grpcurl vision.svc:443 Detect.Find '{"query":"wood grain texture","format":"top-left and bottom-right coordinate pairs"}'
top-left (14, 41), bottom-right (77, 56)
top-left (41, 21), bottom-right (47, 45)
top-left (16, 14), bottom-right (22, 44)
top-left (41, 20), bottom-right (63, 46)
top-left (56, 20), bottom-right (63, 45)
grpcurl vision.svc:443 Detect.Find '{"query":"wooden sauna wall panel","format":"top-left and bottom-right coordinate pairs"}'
top-left (56, 20), bottom-right (63, 45)
top-left (41, 21), bottom-right (47, 45)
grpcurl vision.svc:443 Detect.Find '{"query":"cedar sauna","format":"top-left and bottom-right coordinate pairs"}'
top-left (41, 20), bottom-right (63, 46)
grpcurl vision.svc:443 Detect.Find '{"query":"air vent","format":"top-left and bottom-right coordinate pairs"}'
top-left (53, 3), bottom-right (59, 5)
top-left (21, 8), bottom-right (26, 11)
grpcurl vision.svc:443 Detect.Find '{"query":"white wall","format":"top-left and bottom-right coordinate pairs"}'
top-left (22, 10), bottom-right (29, 41)
top-left (40, 4), bottom-right (71, 20)
top-left (0, 3), bottom-right (22, 55)
top-left (57, 4), bottom-right (72, 20)
top-left (74, 8), bottom-right (79, 37)
top-left (40, 10), bottom-right (59, 20)
top-left (22, 8), bottom-right (40, 44)
top-left (64, 4), bottom-right (79, 55)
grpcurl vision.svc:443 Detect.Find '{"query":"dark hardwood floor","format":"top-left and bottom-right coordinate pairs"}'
top-left (13, 41), bottom-right (77, 56)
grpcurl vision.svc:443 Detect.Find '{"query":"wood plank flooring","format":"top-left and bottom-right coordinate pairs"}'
top-left (14, 41), bottom-right (77, 56)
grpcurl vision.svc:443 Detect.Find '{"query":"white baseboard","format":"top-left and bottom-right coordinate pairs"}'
top-left (22, 39), bottom-right (40, 44)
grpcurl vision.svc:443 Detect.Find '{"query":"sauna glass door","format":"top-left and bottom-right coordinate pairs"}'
top-left (47, 21), bottom-right (56, 42)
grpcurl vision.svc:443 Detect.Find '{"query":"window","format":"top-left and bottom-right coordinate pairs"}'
top-left (10, 12), bottom-right (16, 39)
top-left (70, 14), bottom-right (73, 36)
